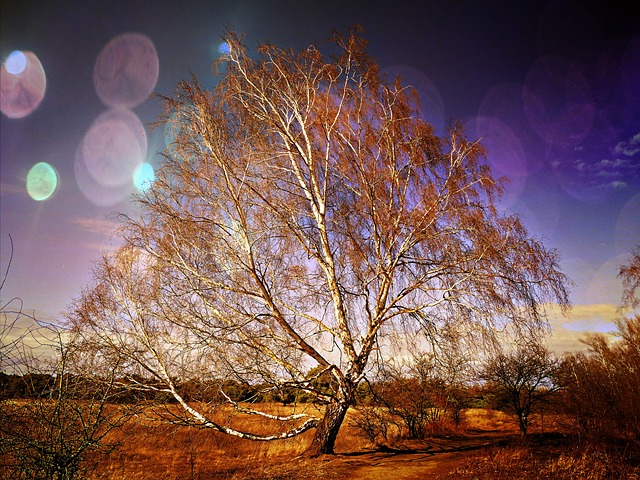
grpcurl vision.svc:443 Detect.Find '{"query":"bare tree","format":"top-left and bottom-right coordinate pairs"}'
top-left (67, 27), bottom-right (570, 455)
top-left (481, 342), bottom-right (559, 436)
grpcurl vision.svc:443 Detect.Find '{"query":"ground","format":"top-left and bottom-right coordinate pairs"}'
top-left (81, 407), bottom-right (638, 479)
top-left (320, 437), bottom-right (499, 479)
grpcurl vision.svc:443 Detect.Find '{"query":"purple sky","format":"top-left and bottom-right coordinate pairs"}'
top-left (2, 0), bottom-right (639, 354)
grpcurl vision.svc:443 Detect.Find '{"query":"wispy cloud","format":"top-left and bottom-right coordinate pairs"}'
top-left (608, 180), bottom-right (628, 190)
top-left (595, 158), bottom-right (628, 169)
top-left (595, 169), bottom-right (621, 178)
top-left (567, 132), bottom-right (640, 190)
top-left (0, 181), bottom-right (24, 196)
top-left (560, 304), bottom-right (618, 331)
top-left (547, 303), bottom-right (618, 355)
top-left (614, 132), bottom-right (640, 157)
top-left (74, 217), bottom-right (120, 236)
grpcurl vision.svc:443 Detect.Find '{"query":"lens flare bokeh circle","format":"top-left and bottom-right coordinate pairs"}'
top-left (1, 51), bottom-right (47, 119)
top-left (26, 162), bottom-right (58, 201)
top-left (93, 32), bottom-right (159, 108)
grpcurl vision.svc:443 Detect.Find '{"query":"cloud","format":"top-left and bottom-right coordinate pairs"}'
top-left (570, 132), bottom-right (640, 191)
top-left (588, 154), bottom-right (637, 189)
top-left (74, 217), bottom-right (120, 236)
top-left (595, 158), bottom-right (627, 169)
top-left (609, 180), bottom-right (628, 190)
top-left (567, 149), bottom-right (637, 190)
top-left (595, 169), bottom-right (620, 178)
top-left (0, 181), bottom-right (24, 196)
top-left (614, 132), bottom-right (640, 157)
top-left (72, 217), bottom-right (124, 255)
top-left (546, 303), bottom-right (618, 355)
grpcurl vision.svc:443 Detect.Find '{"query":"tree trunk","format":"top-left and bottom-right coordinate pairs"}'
top-left (306, 399), bottom-right (350, 456)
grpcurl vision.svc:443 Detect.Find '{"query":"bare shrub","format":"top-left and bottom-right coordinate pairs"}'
top-left (1, 234), bottom-right (34, 375)
top-left (619, 244), bottom-right (640, 311)
top-left (365, 356), bottom-right (468, 440)
top-left (557, 315), bottom-right (640, 447)
top-left (0, 324), bottom-right (138, 480)
top-left (349, 405), bottom-right (392, 444)
top-left (553, 244), bottom-right (640, 452)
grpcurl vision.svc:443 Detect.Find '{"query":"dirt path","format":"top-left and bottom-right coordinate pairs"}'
top-left (316, 433), bottom-right (514, 480)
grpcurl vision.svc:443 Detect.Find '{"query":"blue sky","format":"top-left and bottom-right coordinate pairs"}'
top-left (1, 0), bottom-right (639, 354)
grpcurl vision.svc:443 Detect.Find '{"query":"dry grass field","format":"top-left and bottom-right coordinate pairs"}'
top-left (84, 405), bottom-right (639, 480)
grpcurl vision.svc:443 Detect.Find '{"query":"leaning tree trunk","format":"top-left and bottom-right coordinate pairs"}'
top-left (306, 399), bottom-right (350, 456)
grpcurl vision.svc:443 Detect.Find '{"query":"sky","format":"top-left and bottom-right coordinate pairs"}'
top-left (1, 0), bottom-right (639, 355)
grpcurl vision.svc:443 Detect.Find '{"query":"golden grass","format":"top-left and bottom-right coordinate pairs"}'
top-left (89, 403), bottom-right (372, 479)
top-left (446, 444), bottom-right (640, 480)
top-left (90, 407), bottom-right (490, 478)
top-left (461, 408), bottom-right (518, 432)
top-left (79, 406), bottom-right (640, 479)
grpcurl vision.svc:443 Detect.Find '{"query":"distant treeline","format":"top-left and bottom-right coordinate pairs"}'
top-left (0, 371), bottom-right (334, 404)
top-left (0, 371), bottom-right (493, 408)
top-left (0, 372), bottom-right (260, 403)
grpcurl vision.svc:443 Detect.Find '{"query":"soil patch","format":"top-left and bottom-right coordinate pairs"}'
top-left (315, 431), bottom-right (519, 480)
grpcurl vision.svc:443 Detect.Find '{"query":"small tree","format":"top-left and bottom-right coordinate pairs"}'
top-left (481, 342), bottom-right (559, 436)
top-left (68, 27), bottom-right (570, 455)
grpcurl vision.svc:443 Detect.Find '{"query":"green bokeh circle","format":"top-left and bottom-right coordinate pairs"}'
top-left (26, 162), bottom-right (58, 201)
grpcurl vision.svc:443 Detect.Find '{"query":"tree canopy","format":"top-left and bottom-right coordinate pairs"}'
top-left (68, 27), bottom-right (570, 455)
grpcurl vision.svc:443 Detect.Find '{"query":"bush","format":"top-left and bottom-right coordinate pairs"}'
top-left (350, 356), bottom-right (470, 442)
top-left (557, 316), bottom-right (640, 446)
